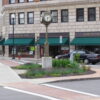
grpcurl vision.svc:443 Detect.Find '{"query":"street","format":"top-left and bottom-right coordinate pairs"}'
top-left (0, 87), bottom-right (48, 100)
top-left (44, 79), bottom-right (100, 96)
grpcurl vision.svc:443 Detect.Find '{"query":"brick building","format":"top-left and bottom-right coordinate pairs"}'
top-left (1, 0), bottom-right (100, 58)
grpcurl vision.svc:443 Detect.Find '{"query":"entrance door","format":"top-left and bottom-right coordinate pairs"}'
top-left (49, 46), bottom-right (61, 58)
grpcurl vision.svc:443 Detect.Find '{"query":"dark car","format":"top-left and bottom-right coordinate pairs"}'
top-left (55, 50), bottom-right (100, 64)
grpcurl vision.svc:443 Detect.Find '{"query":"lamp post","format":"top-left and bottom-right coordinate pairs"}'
top-left (12, 15), bottom-right (15, 59)
top-left (35, 36), bottom-right (40, 59)
top-left (41, 12), bottom-right (52, 57)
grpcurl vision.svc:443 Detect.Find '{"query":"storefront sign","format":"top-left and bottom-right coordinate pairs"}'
top-left (30, 46), bottom-right (35, 51)
top-left (59, 36), bottom-right (62, 43)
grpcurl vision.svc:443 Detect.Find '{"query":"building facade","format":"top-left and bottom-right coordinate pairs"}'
top-left (1, 0), bottom-right (100, 58)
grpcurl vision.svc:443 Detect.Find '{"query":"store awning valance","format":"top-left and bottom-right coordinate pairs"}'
top-left (0, 39), bottom-right (5, 45)
top-left (38, 38), bottom-right (69, 45)
top-left (4, 38), bottom-right (34, 45)
top-left (71, 37), bottom-right (100, 45)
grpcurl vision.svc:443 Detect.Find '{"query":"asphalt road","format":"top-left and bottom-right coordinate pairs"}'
top-left (48, 79), bottom-right (100, 96)
top-left (0, 87), bottom-right (48, 100)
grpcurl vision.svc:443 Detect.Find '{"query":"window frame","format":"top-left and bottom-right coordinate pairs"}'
top-left (61, 9), bottom-right (69, 22)
top-left (9, 0), bottom-right (16, 4)
top-left (51, 10), bottom-right (58, 23)
top-left (18, 12), bottom-right (25, 24)
top-left (9, 13), bottom-right (16, 25)
top-left (27, 0), bottom-right (34, 2)
top-left (27, 12), bottom-right (34, 24)
top-left (88, 7), bottom-right (96, 21)
top-left (18, 0), bottom-right (25, 3)
top-left (76, 8), bottom-right (84, 22)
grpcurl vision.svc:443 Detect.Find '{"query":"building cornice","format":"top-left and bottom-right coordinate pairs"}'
top-left (2, 0), bottom-right (100, 12)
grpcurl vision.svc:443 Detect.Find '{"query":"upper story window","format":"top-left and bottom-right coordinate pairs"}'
top-left (51, 10), bottom-right (58, 23)
top-left (27, 12), bottom-right (34, 24)
top-left (18, 0), bottom-right (24, 3)
top-left (28, 0), bottom-right (34, 2)
top-left (40, 0), bottom-right (47, 1)
top-left (18, 12), bottom-right (25, 24)
top-left (61, 9), bottom-right (68, 22)
top-left (9, 13), bottom-right (16, 25)
top-left (40, 11), bottom-right (46, 17)
top-left (9, 0), bottom-right (16, 4)
top-left (76, 8), bottom-right (84, 22)
top-left (88, 7), bottom-right (96, 21)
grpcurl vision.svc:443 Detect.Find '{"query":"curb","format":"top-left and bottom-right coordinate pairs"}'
top-left (44, 77), bottom-right (100, 84)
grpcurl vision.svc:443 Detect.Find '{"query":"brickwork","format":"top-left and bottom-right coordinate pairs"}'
top-left (6, 82), bottom-right (100, 100)
top-left (2, 0), bottom-right (49, 5)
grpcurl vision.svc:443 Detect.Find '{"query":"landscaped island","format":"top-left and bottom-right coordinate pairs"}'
top-left (14, 59), bottom-right (92, 78)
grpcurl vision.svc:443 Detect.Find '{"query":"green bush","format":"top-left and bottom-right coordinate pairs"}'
top-left (74, 53), bottom-right (80, 63)
top-left (53, 59), bottom-right (70, 68)
top-left (53, 59), bottom-right (79, 68)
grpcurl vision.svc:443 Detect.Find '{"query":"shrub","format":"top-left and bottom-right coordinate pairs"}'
top-left (53, 59), bottom-right (79, 68)
top-left (74, 53), bottom-right (80, 63)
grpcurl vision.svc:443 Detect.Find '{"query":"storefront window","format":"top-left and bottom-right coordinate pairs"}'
top-left (9, 46), bottom-right (35, 57)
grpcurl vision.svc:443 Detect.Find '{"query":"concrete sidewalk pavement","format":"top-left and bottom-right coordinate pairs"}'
top-left (0, 63), bottom-right (21, 84)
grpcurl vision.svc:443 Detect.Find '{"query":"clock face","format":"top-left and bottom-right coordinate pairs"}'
top-left (44, 15), bottom-right (51, 22)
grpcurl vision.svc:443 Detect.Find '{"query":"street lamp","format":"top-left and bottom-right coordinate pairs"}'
top-left (41, 12), bottom-right (52, 57)
top-left (35, 36), bottom-right (40, 59)
top-left (12, 14), bottom-right (15, 59)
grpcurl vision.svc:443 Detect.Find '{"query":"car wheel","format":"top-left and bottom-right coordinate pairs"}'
top-left (84, 59), bottom-right (89, 64)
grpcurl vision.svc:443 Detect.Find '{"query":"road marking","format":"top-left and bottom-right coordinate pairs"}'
top-left (4, 86), bottom-right (61, 100)
top-left (9, 60), bottom-right (25, 64)
top-left (43, 84), bottom-right (100, 97)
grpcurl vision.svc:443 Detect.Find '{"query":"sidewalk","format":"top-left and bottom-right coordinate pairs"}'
top-left (0, 63), bottom-right (21, 84)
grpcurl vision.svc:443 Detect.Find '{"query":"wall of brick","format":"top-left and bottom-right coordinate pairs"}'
top-left (2, 0), bottom-right (41, 5)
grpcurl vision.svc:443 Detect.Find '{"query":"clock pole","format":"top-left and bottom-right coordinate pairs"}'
top-left (41, 11), bottom-right (52, 69)
top-left (44, 24), bottom-right (49, 57)
top-left (41, 12), bottom-right (52, 57)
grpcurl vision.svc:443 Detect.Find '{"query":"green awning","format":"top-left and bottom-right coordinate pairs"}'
top-left (38, 38), bottom-right (69, 45)
top-left (71, 37), bottom-right (100, 45)
top-left (0, 39), bottom-right (5, 45)
top-left (4, 38), bottom-right (34, 45)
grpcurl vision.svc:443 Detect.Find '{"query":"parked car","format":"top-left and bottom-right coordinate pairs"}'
top-left (55, 50), bottom-right (100, 64)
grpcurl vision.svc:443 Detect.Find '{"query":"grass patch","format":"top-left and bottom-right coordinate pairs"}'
top-left (20, 67), bottom-right (87, 78)
top-left (15, 63), bottom-right (41, 69)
